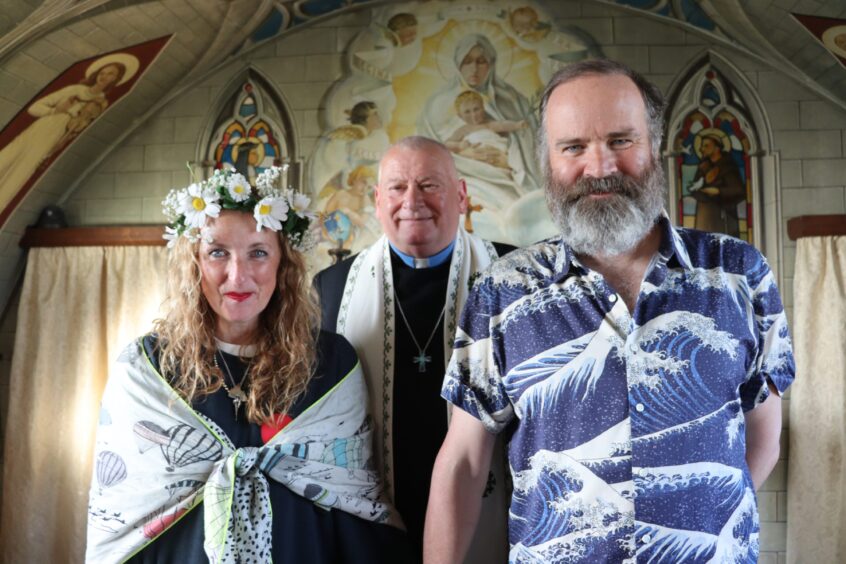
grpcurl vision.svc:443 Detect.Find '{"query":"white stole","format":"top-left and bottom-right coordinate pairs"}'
top-left (336, 227), bottom-right (497, 496)
top-left (336, 228), bottom-right (510, 563)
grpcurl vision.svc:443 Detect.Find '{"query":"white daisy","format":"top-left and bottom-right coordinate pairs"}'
top-left (163, 226), bottom-right (179, 248)
top-left (290, 192), bottom-right (311, 218)
top-left (179, 183), bottom-right (220, 229)
top-left (225, 173), bottom-right (251, 202)
top-left (253, 196), bottom-right (288, 231)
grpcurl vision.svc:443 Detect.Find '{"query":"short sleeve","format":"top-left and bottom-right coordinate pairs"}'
top-left (441, 281), bottom-right (514, 433)
top-left (739, 258), bottom-right (796, 411)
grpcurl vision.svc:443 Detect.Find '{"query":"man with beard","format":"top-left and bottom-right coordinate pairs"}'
top-left (424, 60), bottom-right (794, 563)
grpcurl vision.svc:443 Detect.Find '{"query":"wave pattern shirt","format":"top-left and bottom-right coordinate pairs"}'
top-left (442, 218), bottom-right (795, 563)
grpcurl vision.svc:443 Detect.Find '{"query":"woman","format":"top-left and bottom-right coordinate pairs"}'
top-left (0, 54), bottom-right (137, 215)
top-left (418, 34), bottom-right (541, 211)
top-left (86, 167), bottom-right (411, 563)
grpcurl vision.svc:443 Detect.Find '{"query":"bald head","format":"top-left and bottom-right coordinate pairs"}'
top-left (375, 136), bottom-right (468, 257)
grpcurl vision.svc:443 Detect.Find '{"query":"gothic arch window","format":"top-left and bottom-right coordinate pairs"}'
top-left (201, 71), bottom-right (298, 187)
top-left (668, 66), bottom-right (759, 244)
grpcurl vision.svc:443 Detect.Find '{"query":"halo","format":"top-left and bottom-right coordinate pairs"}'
top-left (435, 20), bottom-right (513, 81)
top-left (693, 127), bottom-right (731, 159)
top-left (85, 53), bottom-right (140, 85)
top-left (822, 25), bottom-right (846, 59)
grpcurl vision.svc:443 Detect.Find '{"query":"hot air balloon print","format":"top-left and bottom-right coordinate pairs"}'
top-left (141, 505), bottom-right (188, 539)
top-left (133, 420), bottom-right (223, 471)
top-left (96, 450), bottom-right (127, 492)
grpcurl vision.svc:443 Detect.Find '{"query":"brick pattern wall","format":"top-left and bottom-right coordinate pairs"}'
top-left (2, 1), bottom-right (845, 561)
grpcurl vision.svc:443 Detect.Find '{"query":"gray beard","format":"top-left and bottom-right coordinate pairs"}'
top-left (545, 160), bottom-right (666, 257)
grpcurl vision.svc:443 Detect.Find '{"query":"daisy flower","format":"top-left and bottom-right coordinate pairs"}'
top-left (253, 196), bottom-right (289, 231)
top-left (290, 192), bottom-right (312, 218)
top-left (225, 173), bottom-right (251, 202)
top-left (163, 226), bottom-right (179, 248)
top-left (179, 182), bottom-right (221, 229)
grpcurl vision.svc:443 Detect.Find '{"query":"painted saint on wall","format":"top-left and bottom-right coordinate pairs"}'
top-left (307, 0), bottom-right (599, 268)
top-left (673, 70), bottom-right (754, 242)
top-left (0, 36), bottom-right (170, 228)
top-left (792, 13), bottom-right (846, 69)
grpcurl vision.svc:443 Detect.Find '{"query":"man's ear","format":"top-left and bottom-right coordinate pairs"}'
top-left (373, 183), bottom-right (383, 219)
top-left (457, 179), bottom-right (468, 214)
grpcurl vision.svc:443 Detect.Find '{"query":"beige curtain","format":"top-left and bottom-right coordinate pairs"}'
top-left (787, 236), bottom-right (846, 563)
top-left (0, 246), bottom-right (166, 563)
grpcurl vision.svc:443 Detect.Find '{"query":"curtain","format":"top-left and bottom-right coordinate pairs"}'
top-left (0, 246), bottom-right (166, 563)
top-left (786, 236), bottom-right (846, 563)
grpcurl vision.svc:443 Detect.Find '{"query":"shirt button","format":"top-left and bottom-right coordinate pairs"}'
top-left (635, 403), bottom-right (645, 412)
top-left (629, 344), bottom-right (638, 353)
top-left (642, 534), bottom-right (652, 544)
top-left (609, 294), bottom-right (617, 303)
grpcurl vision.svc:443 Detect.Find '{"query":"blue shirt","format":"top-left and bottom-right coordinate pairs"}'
top-left (443, 218), bottom-right (795, 563)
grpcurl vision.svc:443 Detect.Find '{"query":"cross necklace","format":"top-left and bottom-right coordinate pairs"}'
top-left (394, 288), bottom-right (446, 373)
top-left (213, 351), bottom-right (249, 418)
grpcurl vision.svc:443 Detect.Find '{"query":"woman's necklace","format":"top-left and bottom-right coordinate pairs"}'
top-left (394, 288), bottom-right (446, 373)
top-left (213, 351), bottom-right (249, 419)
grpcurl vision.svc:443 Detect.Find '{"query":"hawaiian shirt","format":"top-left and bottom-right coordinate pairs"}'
top-left (442, 218), bottom-right (795, 563)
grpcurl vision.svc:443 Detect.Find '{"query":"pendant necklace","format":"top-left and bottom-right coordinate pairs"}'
top-left (394, 288), bottom-right (446, 373)
top-left (213, 351), bottom-right (249, 418)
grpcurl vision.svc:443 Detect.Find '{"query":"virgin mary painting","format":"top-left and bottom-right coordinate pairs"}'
top-left (417, 34), bottom-right (541, 210)
top-left (0, 36), bottom-right (171, 227)
top-left (0, 53), bottom-right (139, 212)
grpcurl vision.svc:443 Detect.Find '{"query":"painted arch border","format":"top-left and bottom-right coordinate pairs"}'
top-left (663, 50), bottom-right (784, 282)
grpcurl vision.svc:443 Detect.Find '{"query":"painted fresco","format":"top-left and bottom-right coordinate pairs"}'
top-left (792, 13), bottom-right (846, 69)
top-left (307, 0), bottom-right (598, 268)
top-left (613, 0), bottom-right (718, 32)
top-left (673, 70), bottom-right (755, 242)
top-left (0, 36), bottom-right (171, 228)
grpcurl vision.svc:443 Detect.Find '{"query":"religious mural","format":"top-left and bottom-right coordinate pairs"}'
top-left (792, 13), bottom-right (846, 69)
top-left (672, 68), bottom-right (756, 243)
top-left (307, 0), bottom-right (600, 269)
top-left (0, 36), bottom-right (171, 228)
top-left (613, 0), bottom-right (718, 32)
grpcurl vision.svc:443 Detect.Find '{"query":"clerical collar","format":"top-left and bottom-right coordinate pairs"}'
top-left (389, 240), bottom-right (455, 269)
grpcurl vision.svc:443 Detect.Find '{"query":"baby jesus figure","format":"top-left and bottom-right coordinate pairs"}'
top-left (445, 90), bottom-right (527, 170)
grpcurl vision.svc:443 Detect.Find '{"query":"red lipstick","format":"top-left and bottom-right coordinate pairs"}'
top-left (225, 292), bottom-right (251, 302)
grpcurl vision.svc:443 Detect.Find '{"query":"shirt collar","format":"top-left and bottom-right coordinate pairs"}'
top-left (389, 239), bottom-right (456, 269)
top-left (656, 212), bottom-right (693, 270)
top-left (214, 338), bottom-right (257, 358)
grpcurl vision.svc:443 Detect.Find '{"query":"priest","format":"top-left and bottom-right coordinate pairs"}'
top-left (314, 136), bottom-right (512, 562)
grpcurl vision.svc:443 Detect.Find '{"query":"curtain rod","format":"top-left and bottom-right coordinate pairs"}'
top-left (17, 216), bottom-right (843, 247)
top-left (19, 225), bottom-right (167, 248)
top-left (787, 215), bottom-right (846, 241)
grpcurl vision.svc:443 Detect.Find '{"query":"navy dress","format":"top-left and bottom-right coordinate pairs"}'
top-left (128, 331), bottom-right (414, 563)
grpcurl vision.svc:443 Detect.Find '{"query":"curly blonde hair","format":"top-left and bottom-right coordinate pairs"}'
top-left (153, 216), bottom-right (319, 424)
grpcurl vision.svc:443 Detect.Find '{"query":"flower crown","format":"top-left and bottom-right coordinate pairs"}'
top-left (161, 166), bottom-right (316, 251)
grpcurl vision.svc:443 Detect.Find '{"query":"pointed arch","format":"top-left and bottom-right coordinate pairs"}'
top-left (194, 68), bottom-right (301, 189)
top-left (663, 51), bottom-right (783, 277)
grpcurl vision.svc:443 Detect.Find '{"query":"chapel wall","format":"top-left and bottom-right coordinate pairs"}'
top-left (2, 2), bottom-right (845, 561)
